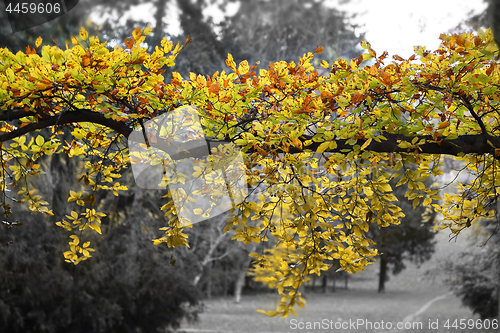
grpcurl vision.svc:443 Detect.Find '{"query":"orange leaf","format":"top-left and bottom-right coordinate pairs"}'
top-left (282, 141), bottom-right (290, 153)
top-left (124, 37), bottom-right (134, 49)
top-left (290, 137), bottom-right (302, 150)
top-left (315, 46), bottom-right (324, 54)
top-left (352, 91), bottom-right (363, 104)
top-left (184, 36), bottom-right (192, 46)
top-left (26, 45), bottom-right (36, 55)
top-left (208, 82), bottom-right (220, 94)
top-left (438, 121), bottom-right (450, 130)
top-left (474, 36), bottom-right (482, 47)
top-left (132, 27), bottom-right (142, 39)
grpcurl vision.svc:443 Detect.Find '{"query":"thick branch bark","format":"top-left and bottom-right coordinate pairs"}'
top-left (0, 109), bottom-right (133, 142)
top-left (291, 133), bottom-right (500, 156)
top-left (142, 133), bottom-right (500, 160)
top-left (2, 107), bottom-right (499, 159)
top-left (0, 108), bottom-right (34, 121)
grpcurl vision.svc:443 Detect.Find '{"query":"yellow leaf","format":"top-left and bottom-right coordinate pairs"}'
top-left (361, 40), bottom-right (371, 49)
top-left (68, 191), bottom-right (81, 202)
top-left (238, 60), bottom-right (249, 75)
top-left (69, 235), bottom-right (79, 246)
top-left (223, 223), bottom-right (233, 233)
top-left (144, 26), bottom-right (153, 35)
top-left (79, 27), bottom-right (88, 41)
top-left (35, 37), bottom-right (42, 48)
top-left (71, 37), bottom-right (78, 45)
top-left (363, 187), bottom-right (373, 197)
top-left (320, 60), bottom-right (329, 68)
top-left (317, 141), bottom-right (330, 154)
top-left (153, 238), bottom-right (165, 246)
top-left (225, 53), bottom-right (236, 71)
top-left (360, 138), bottom-right (372, 151)
top-left (90, 224), bottom-right (102, 234)
top-left (379, 185), bottom-right (392, 195)
top-left (362, 53), bottom-right (374, 61)
top-left (35, 135), bottom-right (44, 147)
top-left (353, 226), bottom-right (363, 238)
top-left (413, 198), bottom-right (420, 209)
top-left (193, 208), bottom-right (203, 215)
top-left (64, 251), bottom-right (77, 260)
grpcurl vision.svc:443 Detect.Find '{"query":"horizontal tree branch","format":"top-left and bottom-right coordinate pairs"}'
top-left (2, 107), bottom-right (498, 159)
top-left (0, 108), bottom-right (34, 121)
top-left (0, 109), bottom-right (133, 142)
top-left (290, 133), bottom-right (498, 156)
top-left (133, 133), bottom-right (500, 161)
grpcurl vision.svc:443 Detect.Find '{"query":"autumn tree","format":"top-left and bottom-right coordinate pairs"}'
top-left (440, 220), bottom-right (499, 320)
top-left (218, 0), bottom-right (361, 68)
top-left (4, 21), bottom-right (500, 317)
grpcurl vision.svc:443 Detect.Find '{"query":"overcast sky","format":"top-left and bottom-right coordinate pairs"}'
top-left (330, 0), bottom-right (489, 58)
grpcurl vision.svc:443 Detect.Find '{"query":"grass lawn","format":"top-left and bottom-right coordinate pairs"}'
top-left (172, 230), bottom-right (492, 333)
top-left (175, 289), bottom-right (483, 333)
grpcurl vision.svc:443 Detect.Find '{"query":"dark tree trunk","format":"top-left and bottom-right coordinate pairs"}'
top-left (322, 274), bottom-right (328, 293)
top-left (345, 274), bottom-right (348, 290)
top-left (152, 0), bottom-right (167, 48)
top-left (378, 256), bottom-right (387, 293)
top-left (298, 283), bottom-right (306, 298)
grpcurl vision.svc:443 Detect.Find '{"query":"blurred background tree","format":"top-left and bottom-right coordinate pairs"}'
top-left (0, 199), bottom-right (201, 333)
top-left (438, 220), bottom-right (499, 320)
top-left (369, 178), bottom-right (437, 293)
top-left (218, 0), bottom-right (362, 66)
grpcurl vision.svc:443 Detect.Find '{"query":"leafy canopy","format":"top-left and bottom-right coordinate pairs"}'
top-left (1, 26), bottom-right (500, 316)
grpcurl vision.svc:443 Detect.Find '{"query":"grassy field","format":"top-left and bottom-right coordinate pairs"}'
top-left (171, 230), bottom-right (492, 333)
top-left (174, 290), bottom-right (482, 333)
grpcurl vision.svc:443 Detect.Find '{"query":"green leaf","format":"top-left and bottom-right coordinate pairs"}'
top-left (35, 135), bottom-right (44, 147)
